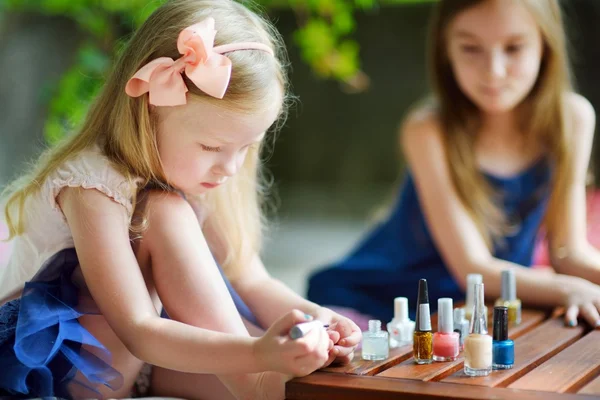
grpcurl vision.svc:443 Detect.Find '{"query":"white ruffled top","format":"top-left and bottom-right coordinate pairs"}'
top-left (0, 145), bottom-right (139, 302)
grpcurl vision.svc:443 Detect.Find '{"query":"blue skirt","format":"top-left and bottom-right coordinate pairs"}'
top-left (0, 248), bottom-right (122, 398)
top-left (0, 248), bottom-right (260, 399)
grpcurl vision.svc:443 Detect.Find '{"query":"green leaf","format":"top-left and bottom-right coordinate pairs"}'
top-left (332, 40), bottom-right (360, 79)
top-left (332, 9), bottom-right (354, 35)
top-left (294, 19), bottom-right (336, 62)
top-left (78, 44), bottom-right (110, 74)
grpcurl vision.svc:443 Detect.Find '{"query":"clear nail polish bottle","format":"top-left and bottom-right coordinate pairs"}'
top-left (433, 298), bottom-right (459, 362)
top-left (464, 283), bottom-right (493, 376)
top-left (494, 270), bottom-right (522, 325)
top-left (387, 297), bottom-right (415, 348)
top-left (453, 308), bottom-right (469, 350)
top-left (413, 279), bottom-right (433, 364)
top-left (492, 306), bottom-right (514, 370)
top-left (463, 274), bottom-right (488, 326)
top-left (362, 320), bottom-right (389, 361)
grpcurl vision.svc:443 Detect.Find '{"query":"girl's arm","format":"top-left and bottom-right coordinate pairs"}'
top-left (232, 255), bottom-right (360, 355)
top-left (400, 108), bottom-right (600, 327)
top-left (58, 187), bottom-right (328, 380)
top-left (203, 223), bottom-right (360, 364)
top-left (228, 255), bottom-right (319, 329)
top-left (548, 93), bottom-right (600, 287)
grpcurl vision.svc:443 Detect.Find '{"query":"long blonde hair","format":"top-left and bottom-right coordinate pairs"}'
top-left (428, 0), bottom-right (573, 247)
top-left (2, 0), bottom-right (290, 276)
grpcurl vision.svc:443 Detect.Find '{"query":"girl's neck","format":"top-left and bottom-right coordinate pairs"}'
top-left (474, 107), bottom-right (543, 176)
top-left (478, 109), bottom-right (521, 142)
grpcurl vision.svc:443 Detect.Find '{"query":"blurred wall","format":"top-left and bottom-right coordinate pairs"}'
top-left (0, 13), bottom-right (80, 187)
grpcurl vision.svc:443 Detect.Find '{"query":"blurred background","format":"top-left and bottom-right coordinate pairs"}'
top-left (1, 0), bottom-right (600, 296)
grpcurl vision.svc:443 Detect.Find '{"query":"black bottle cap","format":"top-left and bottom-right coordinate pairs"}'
top-left (415, 279), bottom-right (432, 332)
top-left (417, 278), bottom-right (429, 305)
top-left (493, 306), bottom-right (509, 341)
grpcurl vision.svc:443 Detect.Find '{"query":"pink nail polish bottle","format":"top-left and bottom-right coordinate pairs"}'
top-left (433, 298), bottom-right (460, 362)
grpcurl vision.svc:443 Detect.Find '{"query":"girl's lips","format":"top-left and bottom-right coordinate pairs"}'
top-left (480, 86), bottom-right (506, 96)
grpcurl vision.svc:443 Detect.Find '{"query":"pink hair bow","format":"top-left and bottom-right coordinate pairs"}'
top-left (125, 17), bottom-right (273, 106)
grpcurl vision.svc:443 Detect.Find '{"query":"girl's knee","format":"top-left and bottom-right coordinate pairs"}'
top-left (142, 190), bottom-right (197, 231)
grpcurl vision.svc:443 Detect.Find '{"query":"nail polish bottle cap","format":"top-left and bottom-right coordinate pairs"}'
top-left (454, 307), bottom-right (466, 322)
top-left (470, 283), bottom-right (488, 335)
top-left (394, 297), bottom-right (409, 322)
top-left (493, 306), bottom-right (509, 341)
top-left (415, 279), bottom-right (432, 332)
top-left (368, 319), bottom-right (382, 333)
top-left (501, 270), bottom-right (517, 301)
top-left (465, 273), bottom-right (483, 311)
top-left (438, 298), bottom-right (454, 333)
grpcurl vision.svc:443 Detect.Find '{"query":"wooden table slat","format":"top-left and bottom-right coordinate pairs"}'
top-left (441, 317), bottom-right (585, 387)
top-left (287, 372), bottom-right (600, 400)
top-left (508, 330), bottom-right (600, 393)
top-left (375, 308), bottom-right (546, 381)
top-left (578, 374), bottom-right (600, 395)
top-left (377, 354), bottom-right (465, 381)
top-left (321, 344), bottom-right (413, 376)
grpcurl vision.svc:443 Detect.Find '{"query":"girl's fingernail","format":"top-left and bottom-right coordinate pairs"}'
top-left (568, 320), bottom-right (577, 327)
top-left (304, 314), bottom-right (313, 320)
top-left (595, 320), bottom-right (600, 329)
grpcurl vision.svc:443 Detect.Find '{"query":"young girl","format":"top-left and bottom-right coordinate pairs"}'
top-left (308, 0), bottom-right (600, 329)
top-left (0, 1), bottom-right (360, 399)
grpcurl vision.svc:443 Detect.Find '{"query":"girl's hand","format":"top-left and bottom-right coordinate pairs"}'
top-left (253, 310), bottom-right (332, 377)
top-left (561, 276), bottom-right (600, 328)
top-left (313, 307), bottom-right (362, 366)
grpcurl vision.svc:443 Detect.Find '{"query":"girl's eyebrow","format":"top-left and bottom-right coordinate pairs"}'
top-left (453, 30), bottom-right (479, 39)
top-left (205, 132), bottom-right (234, 145)
top-left (206, 132), bottom-right (267, 146)
top-left (454, 30), bottom-right (529, 42)
top-left (504, 34), bottom-right (528, 42)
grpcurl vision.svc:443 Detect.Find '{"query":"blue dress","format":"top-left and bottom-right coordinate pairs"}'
top-left (307, 159), bottom-right (551, 323)
top-left (0, 248), bottom-right (259, 399)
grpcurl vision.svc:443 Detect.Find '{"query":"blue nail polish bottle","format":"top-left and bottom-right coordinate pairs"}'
top-left (492, 306), bottom-right (514, 370)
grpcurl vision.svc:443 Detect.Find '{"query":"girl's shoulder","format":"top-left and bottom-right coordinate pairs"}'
top-left (565, 92), bottom-right (595, 132)
top-left (44, 145), bottom-right (142, 217)
top-left (563, 93), bottom-right (596, 174)
top-left (398, 101), bottom-right (444, 156)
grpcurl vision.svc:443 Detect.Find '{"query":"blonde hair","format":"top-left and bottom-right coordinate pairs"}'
top-left (427, 0), bottom-right (573, 247)
top-left (2, 0), bottom-right (290, 276)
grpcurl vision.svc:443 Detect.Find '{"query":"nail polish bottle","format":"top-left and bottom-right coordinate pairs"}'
top-left (453, 308), bottom-right (469, 350)
top-left (413, 279), bottom-right (433, 364)
top-left (387, 297), bottom-right (415, 348)
top-left (433, 298), bottom-right (459, 361)
top-left (464, 283), bottom-right (492, 376)
top-left (494, 270), bottom-right (522, 325)
top-left (362, 320), bottom-right (389, 361)
top-left (492, 306), bottom-right (514, 370)
top-left (463, 274), bottom-right (488, 326)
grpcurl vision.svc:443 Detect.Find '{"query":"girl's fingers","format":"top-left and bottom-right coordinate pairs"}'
top-left (565, 305), bottom-right (579, 327)
top-left (327, 329), bottom-right (341, 344)
top-left (580, 303), bottom-right (600, 328)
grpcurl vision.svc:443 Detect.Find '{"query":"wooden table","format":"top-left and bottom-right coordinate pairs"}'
top-left (286, 308), bottom-right (600, 399)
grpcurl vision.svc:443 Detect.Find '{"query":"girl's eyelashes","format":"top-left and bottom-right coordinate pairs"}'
top-left (505, 43), bottom-right (523, 54)
top-left (458, 43), bottom-right (524, 56)
top-left (200, 141), bottom-right (261, 153)
top-left (460, 44), bottom-right (482, 54)
top-left (200, 144), bottom-right (222, 152)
